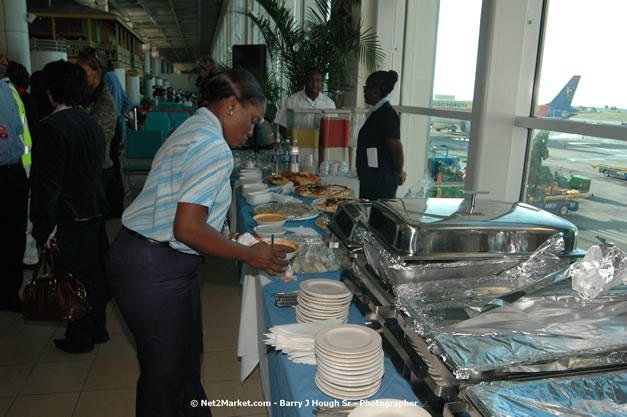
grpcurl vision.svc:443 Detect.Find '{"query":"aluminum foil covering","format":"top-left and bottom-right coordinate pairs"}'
top-left (461, 370), bottom-right (627, 417)
top-left (568, 243), bottom-right (627, 300)
top-left (434, 281), bottom-right (627, 381)
top-left (393, 234), bottom-right (571, 338)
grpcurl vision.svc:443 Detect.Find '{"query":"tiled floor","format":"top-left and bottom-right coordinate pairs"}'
top-left (0, 218), bottom-right (267, 417)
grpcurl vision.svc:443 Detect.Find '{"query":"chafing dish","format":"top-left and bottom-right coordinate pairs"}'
top-left (367, 198), bottom-right (578, 260)
top-left (327, 200), bottom-right (371, 252)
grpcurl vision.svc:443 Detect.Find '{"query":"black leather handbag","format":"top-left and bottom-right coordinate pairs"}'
top-left (22, 241), bottom-right (92, 322)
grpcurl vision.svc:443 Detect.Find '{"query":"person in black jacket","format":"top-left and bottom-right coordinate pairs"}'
top-left (30, 60), bottom-right (109, 353)
top-left (356, 70), bottom-right (406, 199)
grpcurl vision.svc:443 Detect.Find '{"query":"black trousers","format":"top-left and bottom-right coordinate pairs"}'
top-left (56, 218), bottom-right (109, 346)
top-left (0, 163), bottom-right (28, 306)
top-left (107, 228), bottom-right (211, 417)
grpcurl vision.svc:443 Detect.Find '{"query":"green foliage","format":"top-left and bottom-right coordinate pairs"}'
top-left (240, 0), bottom-right (384, 96)
top-left (526, 131), bottom-right (551, 200)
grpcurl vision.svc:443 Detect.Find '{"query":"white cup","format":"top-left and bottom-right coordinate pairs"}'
top-left (329, 161), bottom-right (339, 176)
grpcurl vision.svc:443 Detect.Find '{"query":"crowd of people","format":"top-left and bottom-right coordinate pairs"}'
top-left (149, 84), bottom-right (196, 107)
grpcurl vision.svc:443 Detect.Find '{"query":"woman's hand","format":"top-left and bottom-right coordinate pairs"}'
top-left (246, 241), bottom-right (289, 275)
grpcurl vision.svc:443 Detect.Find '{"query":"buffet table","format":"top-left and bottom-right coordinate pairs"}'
top-left (234, 182), bottom-right (420, 417)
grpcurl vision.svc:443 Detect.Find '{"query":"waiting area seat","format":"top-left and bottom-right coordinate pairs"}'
top-left (123, 130), bottom-right (162, 175)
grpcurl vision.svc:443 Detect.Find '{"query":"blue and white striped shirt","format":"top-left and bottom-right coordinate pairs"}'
top-left (122, 108), bottom-right (233, 255)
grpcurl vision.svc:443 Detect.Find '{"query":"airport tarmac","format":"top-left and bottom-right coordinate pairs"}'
top-left (428, 132), bottom-right (627, 252)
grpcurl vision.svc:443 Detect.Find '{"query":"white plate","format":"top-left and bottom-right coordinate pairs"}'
top-left (296, 311), bottom-right (348, 324)
top-left (315, 325), bottom-right (382, 356)
top-left (298, 290), bottom-right (353, 305)
top-left (296, 307), bottom-right (349, 321)
top-left (317, 364), bottom-right (384, 385)
top-left (317, 349), bottom-right (384, 368)
top-left (300, 279), bottom-right (352, 299)
top-left (296, 307), bottom-right (349, 320)
top-left (315, 374), bottom-right (381, 400)
top-left (317, 366), bottom-right (384, 385)
top-left (297, 297), bottom-right (351, 312)
top-left (348, 399), bottom-right (431, 417)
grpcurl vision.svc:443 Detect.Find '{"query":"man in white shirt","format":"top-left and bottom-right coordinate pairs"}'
top-left (275, 69), bottom-right (336, 138)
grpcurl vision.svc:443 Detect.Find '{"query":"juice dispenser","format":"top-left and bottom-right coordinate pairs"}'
top-left (287, 109), bottom-right (321, 173)
top-left (319, 109), bottom-right (351, 165)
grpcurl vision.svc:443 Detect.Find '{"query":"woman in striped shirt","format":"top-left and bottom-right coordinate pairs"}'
top-left (107, 57), bottom-right (287, 417)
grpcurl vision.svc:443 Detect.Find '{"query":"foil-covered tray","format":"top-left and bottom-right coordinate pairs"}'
top-left (460, 370), bottom-right (627, 417)
top-left (367, 198), bottom-right (578, 260)
top-left (394, 234), bottom-right (572, 337)
top-left (433, 281), bottom-right (627, 382)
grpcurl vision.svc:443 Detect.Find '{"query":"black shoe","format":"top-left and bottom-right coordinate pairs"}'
top-left (53, 338), bottom-right (94, 353)
top-left (0, 298), bottom-right (22, 313)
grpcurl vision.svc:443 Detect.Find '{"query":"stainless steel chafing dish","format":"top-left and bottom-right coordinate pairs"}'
top-left (366, 198), bottom-right (578, 260)
top-left (334, 197), bottom-right (623, 415)
top-left (327, 200), bottom-right (371, 252)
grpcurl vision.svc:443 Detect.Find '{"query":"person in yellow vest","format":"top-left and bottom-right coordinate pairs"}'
top-left (4, 72), bottom-right (31, 166)
top-left (6, 61), bottom-right (38, 267)
top-left (0, 45), bottom-right (29, 312)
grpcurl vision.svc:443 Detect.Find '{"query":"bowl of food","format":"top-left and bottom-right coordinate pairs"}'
top-left (253, 224), bottom-right (287, 238)
top-left (263, 238), bottom-right (299, 260)
top-left (246, 190), bottom-right (272, 206)
top-left (253, 213), bottom-right (288, 226)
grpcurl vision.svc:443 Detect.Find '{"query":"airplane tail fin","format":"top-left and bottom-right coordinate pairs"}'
top-left (537, 75), bottom-right (580, 118)
top-left (551, 75), bottom-right (580, 109)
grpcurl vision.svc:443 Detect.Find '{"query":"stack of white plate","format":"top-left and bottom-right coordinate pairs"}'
top-left (296, 279), bottom-right (352, 324)
top-left (314, 324), bottom-right (384, 400)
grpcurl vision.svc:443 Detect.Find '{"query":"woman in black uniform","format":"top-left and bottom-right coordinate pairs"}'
top-left (356, 70), bottom-right (406, 199)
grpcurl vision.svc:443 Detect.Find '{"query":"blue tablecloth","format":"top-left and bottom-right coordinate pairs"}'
top-left (261, 274), bottom-right (420, 417)
top-left (234, 179), bottom-right (419, 417)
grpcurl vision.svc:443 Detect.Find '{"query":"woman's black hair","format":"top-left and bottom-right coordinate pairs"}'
top-left (6, 61), bottom-right (30, 89)
top-left (43, 60), bottom-right (88, 106)
top-left (77, 47), bottom-right (110, 75)
top-left (196, 56), bottom-right (265, 107)
top-left (366, 70), bottom-right (399, 97)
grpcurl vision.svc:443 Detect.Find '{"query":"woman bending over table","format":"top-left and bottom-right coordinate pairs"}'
top-left (106, 56), bottom-right (287, 417)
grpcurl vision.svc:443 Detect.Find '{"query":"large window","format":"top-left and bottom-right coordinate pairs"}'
top-left (521, 0), bottom-right (627, 252)
top-left (432, 0), bottom-right (481, 108)
top-left (535, 0), bottom-right (627, 126)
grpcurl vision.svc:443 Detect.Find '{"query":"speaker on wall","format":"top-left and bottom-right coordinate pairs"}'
top-left (232, 44), bottom-right (267, 81)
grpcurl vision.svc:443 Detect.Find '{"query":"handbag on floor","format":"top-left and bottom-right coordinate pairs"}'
top-left (22, 240), bottom-right (92, 322)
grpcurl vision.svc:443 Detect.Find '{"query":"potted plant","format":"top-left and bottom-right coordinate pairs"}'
top-left (240, 0), bottom-right (384, 103)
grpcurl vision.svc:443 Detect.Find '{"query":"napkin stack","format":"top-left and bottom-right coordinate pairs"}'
top-left (264, 319), bottom-right (342, 364)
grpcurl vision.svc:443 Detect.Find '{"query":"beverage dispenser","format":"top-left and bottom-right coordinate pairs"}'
top-left (287, 109), bottom-right (321, 174)
top-left (319, 109), bottom-right (351, 166)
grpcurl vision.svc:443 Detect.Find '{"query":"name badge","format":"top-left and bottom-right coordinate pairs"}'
top-left (366, 147), bottom-right (378, 168)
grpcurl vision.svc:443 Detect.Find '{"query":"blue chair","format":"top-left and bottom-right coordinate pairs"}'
top-left (145, 113), bottom-right (171, 139)
top-left (123, 130), bottom-right (163, 175)
top-left (170, 112), bottom-right (190, 132)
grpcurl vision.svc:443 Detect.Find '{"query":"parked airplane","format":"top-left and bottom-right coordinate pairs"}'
top-left (536, 75), bottom-right (581, 118)
top-left (428, 75), bottom-right (581, 133)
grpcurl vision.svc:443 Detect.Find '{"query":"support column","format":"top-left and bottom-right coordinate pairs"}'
top-left (151, 47), bottom-right (160, 77)
top-left (142, 43), bottom-right (151, 74)
top-left (465, 0), bottom-right (541, 202)
top-left (0, 0), bottom-right (31, 72)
